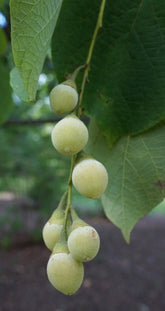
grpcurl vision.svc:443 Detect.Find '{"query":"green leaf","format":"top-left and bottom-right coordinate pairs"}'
top-left (10, 67), bottom-right (30, 102)
top-left (0, 29), bottom-right (7, 56)
top-left (0, 0), bottom-right (5, 8)
top-left (10, 0), bottom-right (63, 101)
top-left (0, 60), bottom-right (13, 124)
top-left (86, 120), bottom-right (165, 242)
top-left (52, 0), bottom-right (165, 143)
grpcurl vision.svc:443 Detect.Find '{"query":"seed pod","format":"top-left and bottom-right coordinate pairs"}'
top-left (47, 240), bottom-right (84, 295)
top-left (49, 80), bottom-right (78, 115)
top-left (42, 192), bottom-right (67, 251)
top-left (67, 206), bottom-right (100, 262)
top-left (68, 225), bottom-right (100, 262)
top-left (43, 222), bottom-right (63, 251)
top-left (72, 158), bottom-right (108, 199)
top-left (51, 115), bottom-right (88, 155)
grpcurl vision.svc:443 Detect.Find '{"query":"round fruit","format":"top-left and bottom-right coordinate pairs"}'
top-left (68, 226), bottom-right (100, 262)
top-left (51, 116), bottom-right (88, 155)
top-left (47, 253), bottom-right (84, 295)
top-left (49, 84), bottom-right (78, 115)
top-left (72, 158), bottom-right (108, 199)
top-left (42, 222), bottom-right (63, 251)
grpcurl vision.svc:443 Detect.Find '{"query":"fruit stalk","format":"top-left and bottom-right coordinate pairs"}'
top-left (63, 155), bottom-right (75, 232)
top-left (64, 0), bottom-right (107, 215)
top-left (70, 64), bottom-right (87, 82)
top-left (77, 0), bottom-right (107, 118)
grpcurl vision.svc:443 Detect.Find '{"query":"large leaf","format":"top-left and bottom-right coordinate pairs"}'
top-left (0, 29), bottom-right (7, 56)
top-left (10, 0), bottom-right (63, 101)
top-left (10, 67), bottom-right (30, 102)
top-left (0, 60), bottom-right (13, 124)
top-left (0, 0), bottom-right (5, 8)
top-left (52, 0), bottom-right (165, 143)
top-left (86, 120), bottom-right (165, 242)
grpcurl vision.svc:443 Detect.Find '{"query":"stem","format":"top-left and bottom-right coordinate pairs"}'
top-left (71, 64), bottom-right (86, 82)
top-left (68, 155), bottom-right (76, 185)
top-left (64, 155), bottom-right (75, 232)
top-left (77, 0), bottom-right (106, 117)
top-left (63, 0), bottom-right (106, 228)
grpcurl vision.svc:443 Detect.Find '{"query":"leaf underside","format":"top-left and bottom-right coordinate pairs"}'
top-left (86, 120), bottom-right (165, 242)
top-left (10, 0), bottom-right (63, 101)
top-left (10, 67), bottom-right (30, 102)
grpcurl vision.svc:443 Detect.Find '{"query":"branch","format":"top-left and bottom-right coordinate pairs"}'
top-left (2, 116), bottom-right (90, 126)
top-left (2, 117), bottom-right (61, 126)
top-left (77, 0), bottom-right (107, 117)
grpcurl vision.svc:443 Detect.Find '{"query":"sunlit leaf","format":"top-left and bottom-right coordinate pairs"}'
top-left (10, 0), bottom-right (63, 100)
top-left (10, 67), bottom-right (29, 102)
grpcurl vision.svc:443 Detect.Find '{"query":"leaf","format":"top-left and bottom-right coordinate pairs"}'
top-left (86, 120), bottom-right (165, 242)
top-left (10, 0), bottom-right (63, 101)
top-left (0, 29), bottom-right (7, 56)
top-left (10, 67), bottom-right (30, 102)
top-left (0, 0), bottom-right (5, 8)
top-left (0, 60), bottom-right (13, 124)
top-left (52, 0), bottom-right (165, 143)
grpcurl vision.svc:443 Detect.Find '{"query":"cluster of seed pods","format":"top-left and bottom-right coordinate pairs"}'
top-left (42, 80), bottom-right (108, 295)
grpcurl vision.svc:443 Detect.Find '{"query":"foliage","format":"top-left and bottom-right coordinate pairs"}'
top-left (0, 60), bottom-right (12, 125)
top-left (52, 0), bottom-right (165, 143)
top-left (86, 120), bottom-right (165, 241)
top-left (0, 0), bottom-right (165, 241)
top-left (0, 119), bottom-right (70, 214)
top-left (10, 0), bottom-right (63, 100)
top-left (0, 28), bottom-right (7, 55)
top-left (10, 67), bottom-right (30, 102)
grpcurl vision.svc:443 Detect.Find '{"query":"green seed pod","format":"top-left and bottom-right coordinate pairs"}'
top-left (49, 80), bottom-right (78, 115)
top-left (43, 216), bottom-right (71, 251)
top-left (47, 240), bottom-right (84, 295)
top-left (51, 115), bottom-right (88, 155)
top-left (67, 206), bottom-right (100, 262)
top-left (72, 158), bottom-right (108, 199)
top-left (42, 192), bottom-right (67, 251)
top-left (68, 225), bottom-right (100, 262)
top-left (42, 222), bottom-right (63, 251)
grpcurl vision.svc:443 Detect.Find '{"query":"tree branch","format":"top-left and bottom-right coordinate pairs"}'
top-left (2, 116), bottom-right (89, 126)
top-left (3, 117), bottom-right (61, 126)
